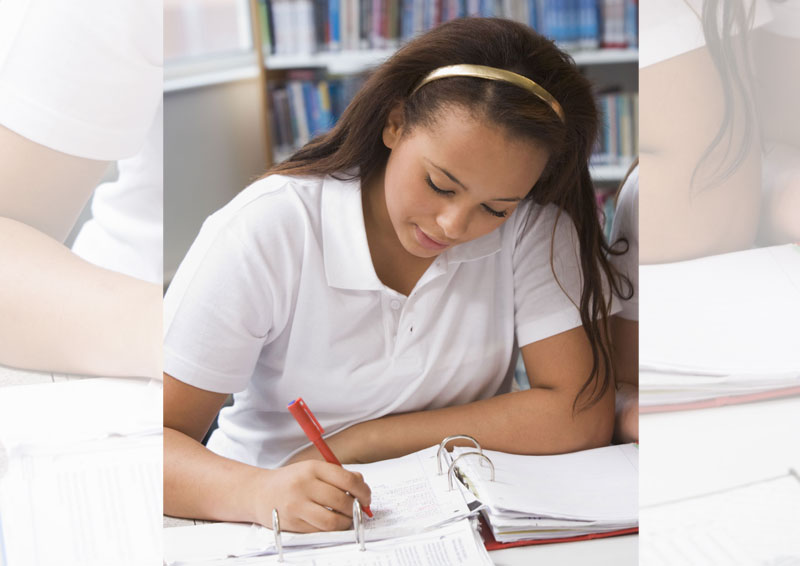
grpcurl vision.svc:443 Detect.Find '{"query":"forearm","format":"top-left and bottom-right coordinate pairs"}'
top-left (347, 386), bottom-right (614, 463)
top-left (164, 427), bottom-right (264, 523)
top-left (0, 217), bottom-right (161, 379)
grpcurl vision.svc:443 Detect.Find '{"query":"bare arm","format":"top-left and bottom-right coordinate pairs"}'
top-left (290, 325), bottom-right (615, 465)
top-left (639, 46), bottom-right (762, 264)
top-left (0, 125), bottom-right (161, 378)
top-left (611, 316), bottom-right (638, 444)
top-left (164, 374), bottom-right (372, 531)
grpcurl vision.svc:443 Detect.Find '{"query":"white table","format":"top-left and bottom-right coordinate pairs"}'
top-left (641, 395), bottom-right (800, 506)
top-left (640, 394), bottom-right (800, 562)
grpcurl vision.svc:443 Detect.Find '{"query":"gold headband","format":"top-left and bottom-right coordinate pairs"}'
top-left (410, 64), bottom-right (565, 123)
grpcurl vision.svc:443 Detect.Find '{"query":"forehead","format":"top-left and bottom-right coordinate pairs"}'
top-left (409, 106), bottom-right (548, 198)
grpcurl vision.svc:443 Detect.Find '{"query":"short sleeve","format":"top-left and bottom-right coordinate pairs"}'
top-left (609, 166), bottom-right (639, 321)
top-left (512, 204), bottom-right (585, 347)
top-left (163, 185), bottom-right (302, 394)
top-left (0, 0), bottom-right (162, 160)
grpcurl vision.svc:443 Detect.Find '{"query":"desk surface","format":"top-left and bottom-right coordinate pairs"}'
top-left (641, 395), bottom-right (800, 506)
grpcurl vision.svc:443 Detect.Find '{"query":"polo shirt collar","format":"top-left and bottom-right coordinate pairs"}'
top-left (441, 227), bottom-right (502, 265)
top-left (321, 173), bottom-right (504, 291)
top-left (322, 174), bottom-right (384, 291)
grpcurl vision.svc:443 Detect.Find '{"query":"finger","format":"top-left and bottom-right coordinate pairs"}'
top-left (316, 465), bottom-right (372, 508)
top-left (307, 480), bottom-right (357, 518)
top-left (279, 515), bottom-right (324, 534)
top-left (299, 499), bottom-right (353, 532)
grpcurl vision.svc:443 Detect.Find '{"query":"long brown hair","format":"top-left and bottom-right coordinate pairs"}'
top-left (268, 17), bottom-right (631, 411)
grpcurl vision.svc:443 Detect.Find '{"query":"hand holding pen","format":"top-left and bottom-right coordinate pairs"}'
top-left (288, 398), bottom-right (374, 518)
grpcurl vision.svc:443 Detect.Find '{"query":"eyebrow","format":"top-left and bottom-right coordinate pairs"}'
top-left (427, 160), bottom-right (523, 202)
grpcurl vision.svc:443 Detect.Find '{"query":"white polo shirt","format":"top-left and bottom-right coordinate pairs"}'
top-left (164, 173), bottom-right (586, 468)
top-left (0, 0), bottom-right (163, 284)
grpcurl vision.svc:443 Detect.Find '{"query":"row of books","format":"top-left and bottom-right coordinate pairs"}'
top-left (592, 90), bottom-right (638, 169)
top-left (268, 73), bottom-right (638, 172)
top-left (256, 0), bottom-right (638, 57)
top-left (268, 71), bottom-right (364, 158)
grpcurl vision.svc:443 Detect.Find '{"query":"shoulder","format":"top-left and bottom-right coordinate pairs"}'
top-left (504, 200), bottom-right (579, 250)
top-left (202, 173), bottom-right (326, 248)
top-left (0, 0), bottom-right (161, 159)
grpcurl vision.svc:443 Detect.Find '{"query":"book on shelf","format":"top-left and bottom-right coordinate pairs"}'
top-left (268, 74), bottom-right (638, 173)
top-left (591, 90), bottom-right (638, 169)
top-left (254, 0), bottom-right (638, 57)
top-left (268, 70), bottom-right (365, 159)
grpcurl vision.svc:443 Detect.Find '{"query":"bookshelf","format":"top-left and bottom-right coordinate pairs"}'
top-left (250, 0), bottom-right (638, 191)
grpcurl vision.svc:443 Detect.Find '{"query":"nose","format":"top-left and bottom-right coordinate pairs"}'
top-left (436, 203), bottom-right (471, 241)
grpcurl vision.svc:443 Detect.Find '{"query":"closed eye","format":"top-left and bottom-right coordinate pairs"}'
top-left (426, 175), bottom-right (508, 218)
top-left (425, 175), bottom-right (454, 195)
top-left (482, 204), bottom-right (508, 218)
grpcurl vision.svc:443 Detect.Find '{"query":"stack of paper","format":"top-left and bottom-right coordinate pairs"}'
top-left (0, 378), bottom-right (162, 566)
top-left (640, 244), bottom-right (800, 411)
top-left (451, 444), bottom-right (639, 543)
top-left (164, 446), bottom-right (476, 564)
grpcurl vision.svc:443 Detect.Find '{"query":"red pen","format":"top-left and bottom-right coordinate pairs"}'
top-left (287, 398), bottom-right (373, 518)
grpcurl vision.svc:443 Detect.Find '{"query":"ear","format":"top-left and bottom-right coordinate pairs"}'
top-left (382, 104), bottom-right (404, 149)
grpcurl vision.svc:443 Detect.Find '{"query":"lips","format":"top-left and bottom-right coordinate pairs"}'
top-left (414, 225), bottom-right (449, 251)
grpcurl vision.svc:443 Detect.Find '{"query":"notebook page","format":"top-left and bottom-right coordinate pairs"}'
top-left (0, 434), bottom-right (161, 566)
top-left (453, 443), bottom-right (638, 521)
top-left (164, 446), bottom-right (473, 563)
top-left (641, 473), bottom-right (800, 565)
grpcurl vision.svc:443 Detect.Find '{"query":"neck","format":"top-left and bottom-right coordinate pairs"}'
top-left (360, 167), bottom-right (435, 296)
top-left (361, 166), bottom-right (398, 250)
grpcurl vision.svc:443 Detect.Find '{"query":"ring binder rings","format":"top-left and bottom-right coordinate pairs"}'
top-left (437, 435), bottom-right (482, 474)
top-left (447, 452), bottom-right (495, 491)
top-left (353, 498), bottom-right (366, 551)
top-left (272, 508), bottom-right (283, 562)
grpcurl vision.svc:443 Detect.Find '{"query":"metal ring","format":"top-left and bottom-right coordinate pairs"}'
top-left (436, 435), bottom-right (482, 475)
top-left (272, 508), bottom-right (283, 562)
top-left (447, 451), bottom-right (495, 491)
top-left (353, 498), bottom-right (366, 551)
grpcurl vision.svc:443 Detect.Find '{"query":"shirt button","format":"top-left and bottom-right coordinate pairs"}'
top-left (390, 300), bottom-right (401, 310)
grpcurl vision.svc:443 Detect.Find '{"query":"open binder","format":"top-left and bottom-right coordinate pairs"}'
top-left (164, 436), bottom-right (638, 563)
top-left (447, 440), bottom-right (638, 548)
top-left (640, 244), bottom-right (800, 412)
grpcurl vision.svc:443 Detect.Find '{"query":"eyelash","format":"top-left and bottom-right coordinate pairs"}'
top-left (425, 176), bottom-right (508, 218)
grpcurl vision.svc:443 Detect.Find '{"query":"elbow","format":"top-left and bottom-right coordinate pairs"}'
top-left (572, 397), bottom-right (615, 452)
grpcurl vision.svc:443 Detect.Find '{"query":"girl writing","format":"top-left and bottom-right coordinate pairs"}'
top-left (164, 17), bottom-right (628, 533)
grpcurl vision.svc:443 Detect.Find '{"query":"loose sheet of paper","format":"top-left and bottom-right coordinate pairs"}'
top-left (0, 377), bottom-right (162, 566)
top-left (0, 434), bottom-right (162, 566)
top-left (640, 473), bottom-right (800, 565)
